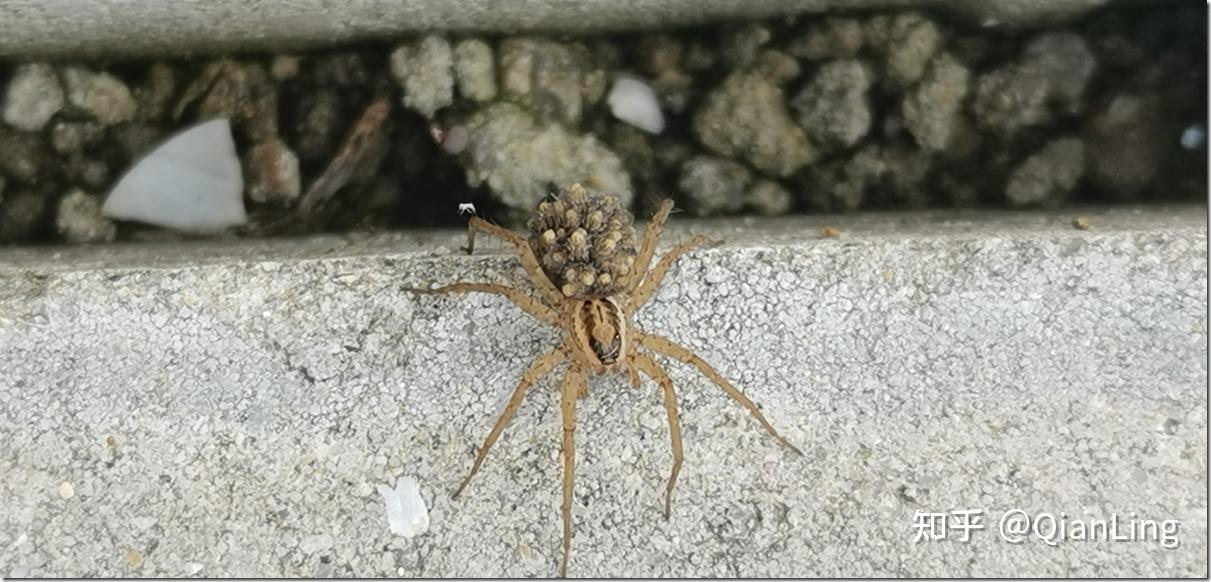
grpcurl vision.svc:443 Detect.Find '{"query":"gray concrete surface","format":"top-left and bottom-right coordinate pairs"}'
top-left (0, 0), bottom-right (1106, 57)
top-left (0, 206), bottom-right (1206, 577)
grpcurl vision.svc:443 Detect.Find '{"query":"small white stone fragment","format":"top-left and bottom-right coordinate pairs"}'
top-left (299, 533), bottom-right (334, 554)
top-left (185, 562), bottom-right (203, 575)
top-left (377, 476), bottom-right (429, 538)
top-left (57, 481), bottom-right (75, 499)
top-left (607, 75), bottom-right (665, 134)
top-left (102, 118), bottom-right (246, 233)
top-left (8, 532), bottom-right (28, 550)
top-left (1181, 124), bottom-right (1205, 150)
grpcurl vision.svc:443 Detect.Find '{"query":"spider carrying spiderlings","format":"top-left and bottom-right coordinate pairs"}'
top-left (405, 183), bottom-right (801, 576)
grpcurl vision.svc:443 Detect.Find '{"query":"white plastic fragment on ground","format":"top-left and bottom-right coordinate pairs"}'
top-left (377, 476), bottom-right (429, 538)
top-left (102, 118), bottom-right (246, 233)
top-left (607, 75), bottom-right (665, 134)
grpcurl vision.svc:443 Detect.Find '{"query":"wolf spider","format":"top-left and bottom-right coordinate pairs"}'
top-left (406, 186), bottom-right (800, 576)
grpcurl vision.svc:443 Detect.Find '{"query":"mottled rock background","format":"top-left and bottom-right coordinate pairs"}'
top-left (0, 1), bottom-right (1205, 245)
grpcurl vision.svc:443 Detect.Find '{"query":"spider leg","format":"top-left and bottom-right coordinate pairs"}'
top-left (558, 365), bottom-right (587, 577)
top-left (627, 198), bottom-right (675, 289)
top-left (633, 352), bottom-right (683, 520)
top-left (452, 347), bottom-right (566, 499)
top-left (403, 282), bottom-right (558, 326)
top-left (627, 235), bottom-right (713, 312)
top-left (463, 217), bottom-right (563, 304)
top-left (637, 333), bottom-right (802, 455)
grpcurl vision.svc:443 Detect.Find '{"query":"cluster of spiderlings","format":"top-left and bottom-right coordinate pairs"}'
top-left (527, 183), bottom-right (638, 298)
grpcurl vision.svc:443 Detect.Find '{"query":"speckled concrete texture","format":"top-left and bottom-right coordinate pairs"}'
top-left (0, 206), bottom-right (1206, 577)
top-left (0, 0), bottom-right (1105, 57)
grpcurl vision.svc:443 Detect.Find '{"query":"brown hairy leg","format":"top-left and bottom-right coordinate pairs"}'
top-left (627, 199), bottom-right (675, 289)
top-left (403, 282), bottom-right (559, 326)
top-left (463, 217), bottom-right (563, 303)
top-left (452, 347), bottom-right (566, 499)
top-left (628, 235), bottom-right (712, 312)
top-left (638, 333), bottom-right (802, 455)
top-left (632, 353), bottom-right (683, 519)
top-left (558, 365), bottom-right (587, 577)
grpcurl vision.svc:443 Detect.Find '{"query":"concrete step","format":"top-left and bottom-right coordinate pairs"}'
top-left (0, 205), bottom-right (1206, 576)
top-left (0, 0), bottom-right (1104, 57)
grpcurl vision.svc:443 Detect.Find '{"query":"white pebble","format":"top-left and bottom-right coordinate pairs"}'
top-left (102, 118), bottom-right (246, 233)
top-left (607, 75), bottom-right (666, 134)
top-left (1181, 124), bottom-right (1205, 150)
top-left (299, 533), bottom-right (333, 554)
top-left (57, 481), bottom-right (75, 499)
top-left (7, 532), bottom-right (28, 551)
top-left (441, 125), bottom-right (469, 155)
top-left (377, 476), bottom-right (429, 538)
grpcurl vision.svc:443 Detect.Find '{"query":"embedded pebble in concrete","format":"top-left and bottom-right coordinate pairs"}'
top-left (972, 32), bottom-right (1097, 136)
top-left (864, 12), bottom-right (940, 90)
top-left (50, 121), bottom-right (105, 155)
top-left (788, 17), bottom-right (864, 61)
top-left (390, 35), bottom-right (455, 118)
top-left (460, 102), bottom-right (631, 214)
top-left (134, 62), bottom-right (178, 123)
top-left (498, 37), bottom-right (600, 126)
top-left (1082, 92), bottom-right (1169, 200)
top-left (744, 179), bottom-right (793, 216)
top-left (56, 189), bottom-right (117, 244)
top-left (791, 59), bottom-right (872, 152)
top-left (62, 67), bottom-right (138, 126)
top-left (0, 130), bottom-right (49, 182)
top-left (902, 53), bottom-right (970, 151)
top-left (452, 39), bottom-right (497, 102)
top-left (2, 63), bottom-right (65, 132)
top-left (243, 138), bottom-right (301, 205)
top-left (1005, 138), bottom-right (1085, 207)
top-left (179, 61), bottom-right (279, 142)
top-left (720, 22), bottom-right (772, 69)
top-left (693, 70), bottom-right (815, 177)
top-left (678, 155), bottom-right (751, 216)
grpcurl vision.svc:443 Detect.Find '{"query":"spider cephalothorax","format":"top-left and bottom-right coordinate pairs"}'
top-left (407, 183), bottom-right (800, 576)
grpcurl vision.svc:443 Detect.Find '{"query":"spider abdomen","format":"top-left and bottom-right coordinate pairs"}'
top-left (527, 183), bottom-right (637, 297)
